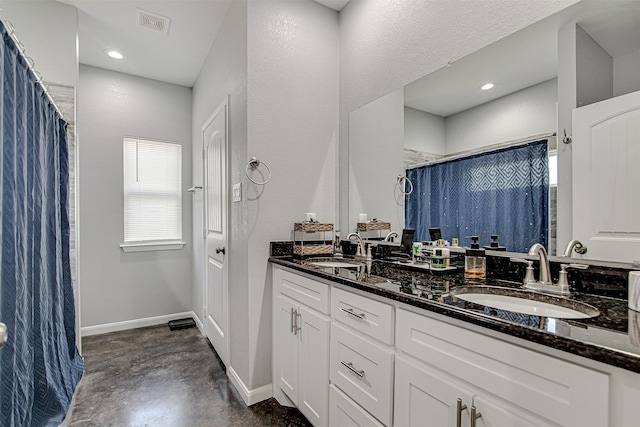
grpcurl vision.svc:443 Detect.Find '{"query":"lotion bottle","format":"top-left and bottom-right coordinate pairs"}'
top-left (464, 236), bottom-right (486, 278)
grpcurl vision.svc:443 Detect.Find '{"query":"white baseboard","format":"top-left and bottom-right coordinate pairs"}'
top-left (193, 313), bottom-right (205, 336)
top-left (81, 311), bottom-right (197, 336)
top-left (227, 366), bottom-right (273, 406)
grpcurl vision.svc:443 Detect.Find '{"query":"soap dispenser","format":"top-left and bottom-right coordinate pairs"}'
top-left (464, 236), bottom-right (486, 279)
top-left (483, 234), bottom-right (507, 251)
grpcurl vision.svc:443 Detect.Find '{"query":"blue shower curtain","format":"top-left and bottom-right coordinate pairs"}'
top-left (405, 140), bottom-right (548, 253)
top-left (0, 21), bottom-right (83, 426)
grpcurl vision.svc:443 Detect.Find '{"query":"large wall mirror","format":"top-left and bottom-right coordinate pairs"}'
top-left (349, 0), bottom-right (640, 263)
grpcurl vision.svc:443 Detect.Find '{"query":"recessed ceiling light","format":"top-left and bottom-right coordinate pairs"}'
top-left (105, 50), bottom-right (124, 60)
top-left (481, 83), bottom-right (494, 91)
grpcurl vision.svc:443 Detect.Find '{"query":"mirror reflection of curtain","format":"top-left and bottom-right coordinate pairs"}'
top-left (0, 21), bottom-right (83, 426)
top-left (406, 139), bottom-right (549, 253)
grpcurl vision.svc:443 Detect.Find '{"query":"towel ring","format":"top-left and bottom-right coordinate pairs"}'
top-left (397, 174), bottom-right (413, 195)
top-left (245, 156), bottom-right (272, 185)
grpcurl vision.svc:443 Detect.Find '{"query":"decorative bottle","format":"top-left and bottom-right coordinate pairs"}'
top-left (464, 236), bottom-right (486, 279)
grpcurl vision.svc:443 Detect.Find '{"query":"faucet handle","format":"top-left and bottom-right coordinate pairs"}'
top-left (557, 264), bottom-right (571, 294)
top-left (511, 258), bottom-right (536, 285)
top-left (557, 263), bottom-right (587, 294)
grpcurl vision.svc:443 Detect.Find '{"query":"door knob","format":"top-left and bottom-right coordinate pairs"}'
top-left (215, 247), bottom-right (226, 254)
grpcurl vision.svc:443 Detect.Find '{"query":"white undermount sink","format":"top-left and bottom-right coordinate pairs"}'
top-left (451, 286), bottom-right (600, 319)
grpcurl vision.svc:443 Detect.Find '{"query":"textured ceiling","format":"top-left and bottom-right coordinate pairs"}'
top-left (404, 0), bottom-right (640, 117)
top-left (59, 0), bottom-right (347, 88)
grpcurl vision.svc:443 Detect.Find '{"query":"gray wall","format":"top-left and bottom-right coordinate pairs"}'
top-left (576, 25), bottom-right (613, 108)
top-left (78, 65), bottom-right (193, 329)
top-left (349, 89), bottom-right (405, 235)
top-left (191, 0), bottom-right (339, 395)
top-left (245, 0), bottom-right (339, 391)
top-left (0, 1), bottom-right (78, 87)
top-left (445, 79), bottom-right (558, 153)
top-left (191, 0), bottom-right (249, 388)
top-left (404, 107), bottom-right (445, 154)
top-left (403, 79), bottom-right (558, 157)
top-left (338, 0), bottom-right (581, 230)
top-left (614, 48), bottom-right (640, 96)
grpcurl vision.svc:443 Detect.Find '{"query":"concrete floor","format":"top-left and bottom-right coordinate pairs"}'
top-left (68, 324), bottom-right (310, 426)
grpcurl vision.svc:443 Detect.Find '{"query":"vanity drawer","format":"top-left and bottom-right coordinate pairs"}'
top-left (332, 287), bottom-right (394, 345)
top-left (330, 323), bottom-right (394, 426)
top-left (274, 268), bottom-right (330, 314)
top-left (329, 384), bottom-right (385, 427)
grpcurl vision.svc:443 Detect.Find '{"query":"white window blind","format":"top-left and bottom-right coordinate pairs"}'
top-left (123, 138), bottom-right (182, 243)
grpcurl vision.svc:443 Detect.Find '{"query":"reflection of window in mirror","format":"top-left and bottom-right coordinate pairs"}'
top-left (549, 150), bottom-right (557, 256)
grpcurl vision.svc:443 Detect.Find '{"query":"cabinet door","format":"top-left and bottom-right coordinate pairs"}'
top-left (299, 305), bottom-right (330, 427)
top-left (473, 395), bottom-right (556, 427)
top-left (275, 294), bottom-right (299, 405)
top-left (394, 356), bottom-right (474, 427)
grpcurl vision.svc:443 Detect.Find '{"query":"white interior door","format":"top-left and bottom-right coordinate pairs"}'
top-left (573, 90), bottom-right (640, 263)
top-left (203, 97), bottom-right (229, 366)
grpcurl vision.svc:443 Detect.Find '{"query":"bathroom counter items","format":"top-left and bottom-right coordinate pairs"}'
top-left (269, 255), bottom-right (640, 374)
top-left (293, 222), bottom-right (334, 257)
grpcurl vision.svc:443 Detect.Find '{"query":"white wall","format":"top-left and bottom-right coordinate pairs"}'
top-left (192, 0), bottom-right (339, 398)
top-left (0, 1), bottom-right (77, 87)
top-left (614, 48), bottom-right (640, 97)
top-left (78, 65), bottom-right (193, 329)
top-left (246, 0), bottom-right (339, 391)
top-left (445, 79), bottom-right (557, 153)
top-left (404, 107), bottom-right (445, 154)
top-left (349, 89), bottom-right (404, 234)
top-left (338, 0), bottom-right (581, 229)
top-left (192, 0), bottom-right (250, 388)
top-left (576, 25), bottom-right (613, 107)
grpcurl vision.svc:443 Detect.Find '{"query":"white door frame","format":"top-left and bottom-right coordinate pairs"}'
top-left (202, 95), bottom-right (230, 365)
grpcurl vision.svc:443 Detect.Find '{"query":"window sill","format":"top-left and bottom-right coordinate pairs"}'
top-left (120, 241), bottom-right (186, 253)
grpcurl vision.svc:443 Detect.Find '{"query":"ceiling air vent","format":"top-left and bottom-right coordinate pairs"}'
top-left (137, 9), bottom-right (171, 35)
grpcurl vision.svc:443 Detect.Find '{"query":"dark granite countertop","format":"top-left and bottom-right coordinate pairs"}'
top-left (269, 255), bottom-right (640, 374)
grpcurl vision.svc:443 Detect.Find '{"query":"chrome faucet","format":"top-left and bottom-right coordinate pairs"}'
top-left (383, 231), bottom-right (398, 242)
top-left (562, 239), bottom-right (587, 257)
top-left (523, 243), bottom-right (574, 295)
top-left (346, 232), bottom-right (371, 261)
top-left (518, 243), bottom-right (588, 296)
top-left (527, 243), bottom-right (552, 285)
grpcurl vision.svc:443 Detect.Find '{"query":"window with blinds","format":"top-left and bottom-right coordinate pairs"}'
top-left (123, 137), bottom-right (182, 243)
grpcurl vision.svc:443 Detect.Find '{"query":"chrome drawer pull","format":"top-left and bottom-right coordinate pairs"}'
top-left (341, 307), bottom-right (365, 319)
top-left (471, 405), bottom-right (482, 427)
top-left (290, 308), bottom-right (295, 334)
top-left (341, 361), bottom-right (365, 378)
top-left (456, 398), bottom-right (467, 427)
top-left (294, 310), bottom-right (301, 336)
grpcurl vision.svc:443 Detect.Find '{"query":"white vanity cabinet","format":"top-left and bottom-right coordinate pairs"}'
top-left (273, 267), bottom-right (330, 427)
top-left (394, 308), bottom-right (610, 427)
top-left (330, 287), bottom-right (395, 426)
top-left (271, 264), bottom-right (632, 427)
